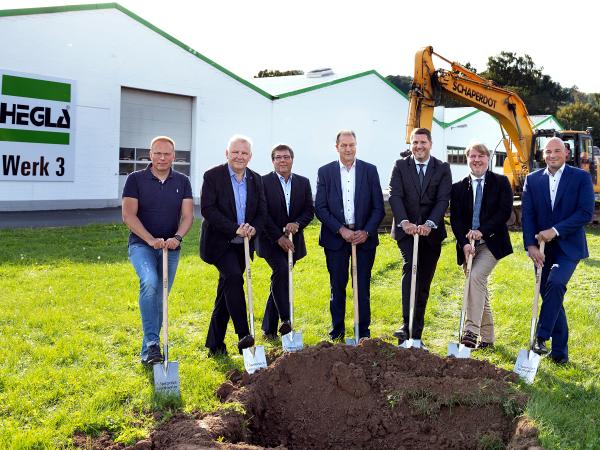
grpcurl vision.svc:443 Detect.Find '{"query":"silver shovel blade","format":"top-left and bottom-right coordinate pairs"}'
top-left (153, 361), bottom-right (180, 396)
top-left (447, 342), bottom-right (472, 359)
top-left (345, 337), bottom-right (357, 346)
top-left (514, 349), bottom-right (541, 384)
top-left (242, 346), bottom-right (267, 374)
top-left (399, 338), bottom-right (423, 349)
top-left (282, 331), bottom-right (303, 352)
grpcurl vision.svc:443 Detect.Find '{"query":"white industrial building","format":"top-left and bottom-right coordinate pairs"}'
top-left (0, 3), bottom-right (562, 211)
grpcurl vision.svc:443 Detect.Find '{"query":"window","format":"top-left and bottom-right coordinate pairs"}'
top-left (495, 152), bottom-right (506, 167)
top-left (118, 147), bottom-right (191, 176)
top-left (447, 146), bottom-right (467, 165)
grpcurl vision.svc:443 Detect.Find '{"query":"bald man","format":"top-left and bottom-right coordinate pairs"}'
top-left (522, 137), bottom-right (594, 364)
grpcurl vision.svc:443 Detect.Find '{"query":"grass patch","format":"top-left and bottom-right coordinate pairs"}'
top-left (0, 222), bottom-right (599, 448)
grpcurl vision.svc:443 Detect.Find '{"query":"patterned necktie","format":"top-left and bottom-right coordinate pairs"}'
top-left (418, 164), bottom-right (425, 188)
top-left (472, 178), bottom-right (483, 230)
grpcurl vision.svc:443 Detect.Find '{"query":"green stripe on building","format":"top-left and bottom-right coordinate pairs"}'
top-left (2, 75), bottom-right (71, 102)
top-left (0, 128), bottom-right (70, 145)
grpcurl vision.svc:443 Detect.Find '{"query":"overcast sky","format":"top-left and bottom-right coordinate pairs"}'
top-left (2, 0), bottom-right (599, 93)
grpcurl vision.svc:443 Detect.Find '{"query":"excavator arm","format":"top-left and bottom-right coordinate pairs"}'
top-left (406, 46), bottom-right (535, 191)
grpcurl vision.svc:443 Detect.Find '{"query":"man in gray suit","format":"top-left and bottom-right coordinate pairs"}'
top-left (388, 127), bottom-right (452, 346)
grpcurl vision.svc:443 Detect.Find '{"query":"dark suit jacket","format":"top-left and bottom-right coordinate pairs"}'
top-left (450, 171), bottom-right (513, 265)
top-left (315, 159), bottom-right (385, 251)
top-left (389, 155), bottom-right (452, 244)
top-left (255, 171), bottom-right (314, 261)
top-left (522, 165), bottom-right (594, 260)
top-left (199, 163), bottom-right (266, 265)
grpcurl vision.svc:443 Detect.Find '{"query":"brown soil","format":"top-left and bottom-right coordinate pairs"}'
top-left (84, 339), bottom-right (543, 449)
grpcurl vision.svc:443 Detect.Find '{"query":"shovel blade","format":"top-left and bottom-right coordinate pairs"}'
top-left (345, 337), bottom-right (357, 346)
top-left (243, 346), bottom-right (267, 374)
top-left (514, 349), bottom-right (541, 384)
top-left (447, 342), bottom-right (472, 359)
top-left (282, 330), bottom-right (303, 352)
top-left (399, 338), bottom-right (423, 349)
top-left (153, 361), bottom-right (180, 396)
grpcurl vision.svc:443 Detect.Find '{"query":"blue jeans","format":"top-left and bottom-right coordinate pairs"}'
top-left (128, 244), bottom-right (180, 360)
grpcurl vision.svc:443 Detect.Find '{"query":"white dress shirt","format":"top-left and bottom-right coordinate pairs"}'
top-left (544, 163), bottom-right (565, 210)
top-left (277, 172), bottom-right (292, 215)
top-left (340, 160), bottom-right (356, 225)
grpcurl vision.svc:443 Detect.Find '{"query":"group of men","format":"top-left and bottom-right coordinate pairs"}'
top-left (122, 128), bottom-right (594, 366)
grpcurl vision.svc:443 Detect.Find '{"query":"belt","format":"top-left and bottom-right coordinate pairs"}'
top-left (346, 224), bottom-right (355, 230)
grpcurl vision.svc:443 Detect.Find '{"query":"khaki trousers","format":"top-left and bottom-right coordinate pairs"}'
top-left (464, 244), bottom-right (498, 343)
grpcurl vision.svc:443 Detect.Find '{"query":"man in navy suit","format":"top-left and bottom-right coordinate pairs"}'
top-left (200, 135), bottom-right (266, 356)
top-left (315, 130), bottom-right (385, 340)
top-left (389, 128), bottom-right (452, 346)
top-left (256, 144), bottom-right (314, 338)
top-left (523, 137), bottom-right (594, 364)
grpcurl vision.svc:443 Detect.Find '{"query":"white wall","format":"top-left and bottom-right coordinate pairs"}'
top-left (0, 9), bottom-right (272, 210)
top-left (270, 74), bottom-right (445, 191)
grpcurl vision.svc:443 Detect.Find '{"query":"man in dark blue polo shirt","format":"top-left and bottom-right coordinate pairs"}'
top-left (122, 136), bottom-right (194, 365)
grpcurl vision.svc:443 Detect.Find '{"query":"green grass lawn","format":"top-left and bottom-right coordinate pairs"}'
top-left (1, 221), bottom-right (599, 449)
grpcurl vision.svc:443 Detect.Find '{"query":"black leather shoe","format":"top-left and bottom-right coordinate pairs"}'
top-left (329, 331), bottom-right (345, 341)
top-left (532, 337), bottom-right (549, 355)
top-left (460, 330), bottom-right (480, 349)
top-left (477, 341), bottom-right (494, 350)
top-left (278, 320), bottom-right (292, 335)
top-left (237, 334), bottom-right (255, 353)
top-left (549, 355), bottom-right (569, 365)
top-left (393, 328), bottom-right (407, 339)
top-left (143, 343), bottom-right (164, 364)
top-left (207, 345), bottom-right (227, 357)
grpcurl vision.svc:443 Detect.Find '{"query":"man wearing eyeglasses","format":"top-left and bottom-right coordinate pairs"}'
top-left (315, 130), bottom-right (385, 341)
top-left (256, 144), bottom-right (314, 339)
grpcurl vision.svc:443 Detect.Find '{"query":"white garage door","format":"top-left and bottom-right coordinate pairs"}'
top-left (118, 87), bottom-right (192, 192)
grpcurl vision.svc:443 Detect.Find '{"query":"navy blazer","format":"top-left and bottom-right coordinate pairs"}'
top-left (315, 159), bottom-right (385, 251)
top-left (255, 171), bottom-right (314, 261)
top-left (450, 171), bottom-right (513, 265)
top-left (522, 165), bottom-right (594, 260)
top-left (199, 163), bottom-right (266, 265)
top-left (389, 155), bottom-right (452, 244)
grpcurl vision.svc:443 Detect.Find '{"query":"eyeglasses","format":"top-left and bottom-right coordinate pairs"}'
top-left (273, 155), bottom-right (292, 161)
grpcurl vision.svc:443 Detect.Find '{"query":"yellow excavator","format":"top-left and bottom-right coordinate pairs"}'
top-left (405, 46), bottom-right (600, 224)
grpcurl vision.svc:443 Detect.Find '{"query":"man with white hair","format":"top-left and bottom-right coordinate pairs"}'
top-left (200, 135), bottom-right (266, 356)
top-left (523, 137), bottom-right (594, 364)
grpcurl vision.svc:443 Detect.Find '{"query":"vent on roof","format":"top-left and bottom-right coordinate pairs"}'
top-left (306, 68), bottom-right (334, 78)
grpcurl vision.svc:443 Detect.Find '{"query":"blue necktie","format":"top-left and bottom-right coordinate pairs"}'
top-left (472, 178), bottom-right (483, 230)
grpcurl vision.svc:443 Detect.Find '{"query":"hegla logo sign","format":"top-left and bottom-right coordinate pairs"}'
top-left (0, 71), bottom-right (76, 181)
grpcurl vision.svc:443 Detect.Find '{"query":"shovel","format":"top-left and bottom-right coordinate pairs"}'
top-left (346, 243), bottom-right (360, 346)
top-left (153, 247), bottom-right (180, 396)
top-left (400, 234), bottom-right (424, 349)
top-left (448, 239), bottom-right (474, 359)
top-left (242, 236), bottom-right (267, 374)
top-left (514, 240), bottom-right (545, 384)
top-left (282, 232), bottom-right (303, 352)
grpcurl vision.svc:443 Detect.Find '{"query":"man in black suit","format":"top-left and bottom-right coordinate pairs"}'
top-left (450, 142), bottom-right (513, 349)
top-left (256, 144), bottom-right (314, 338)
top-left (200, 135), bottom-right (266, 356)
top-left (389, 127), bottom-right (452, 346)
top-left (315, 130), bottom-right (385, 340)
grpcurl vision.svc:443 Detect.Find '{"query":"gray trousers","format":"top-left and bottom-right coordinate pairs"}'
top-left (464, 244), bottom-right (498, 343)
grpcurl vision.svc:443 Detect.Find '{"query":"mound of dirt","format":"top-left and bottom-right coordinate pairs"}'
top-left (120, 339), bottom-right (541, 450)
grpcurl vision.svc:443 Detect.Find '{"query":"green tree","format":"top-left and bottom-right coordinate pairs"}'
top-left (556, 102), bottom-right (600, 144)
top-left (385, 75), bottom-right (413, 94)
top-left (481, 52), bottom-right (570, 114)
top-left (254, 69), bottom-right (304, 78)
